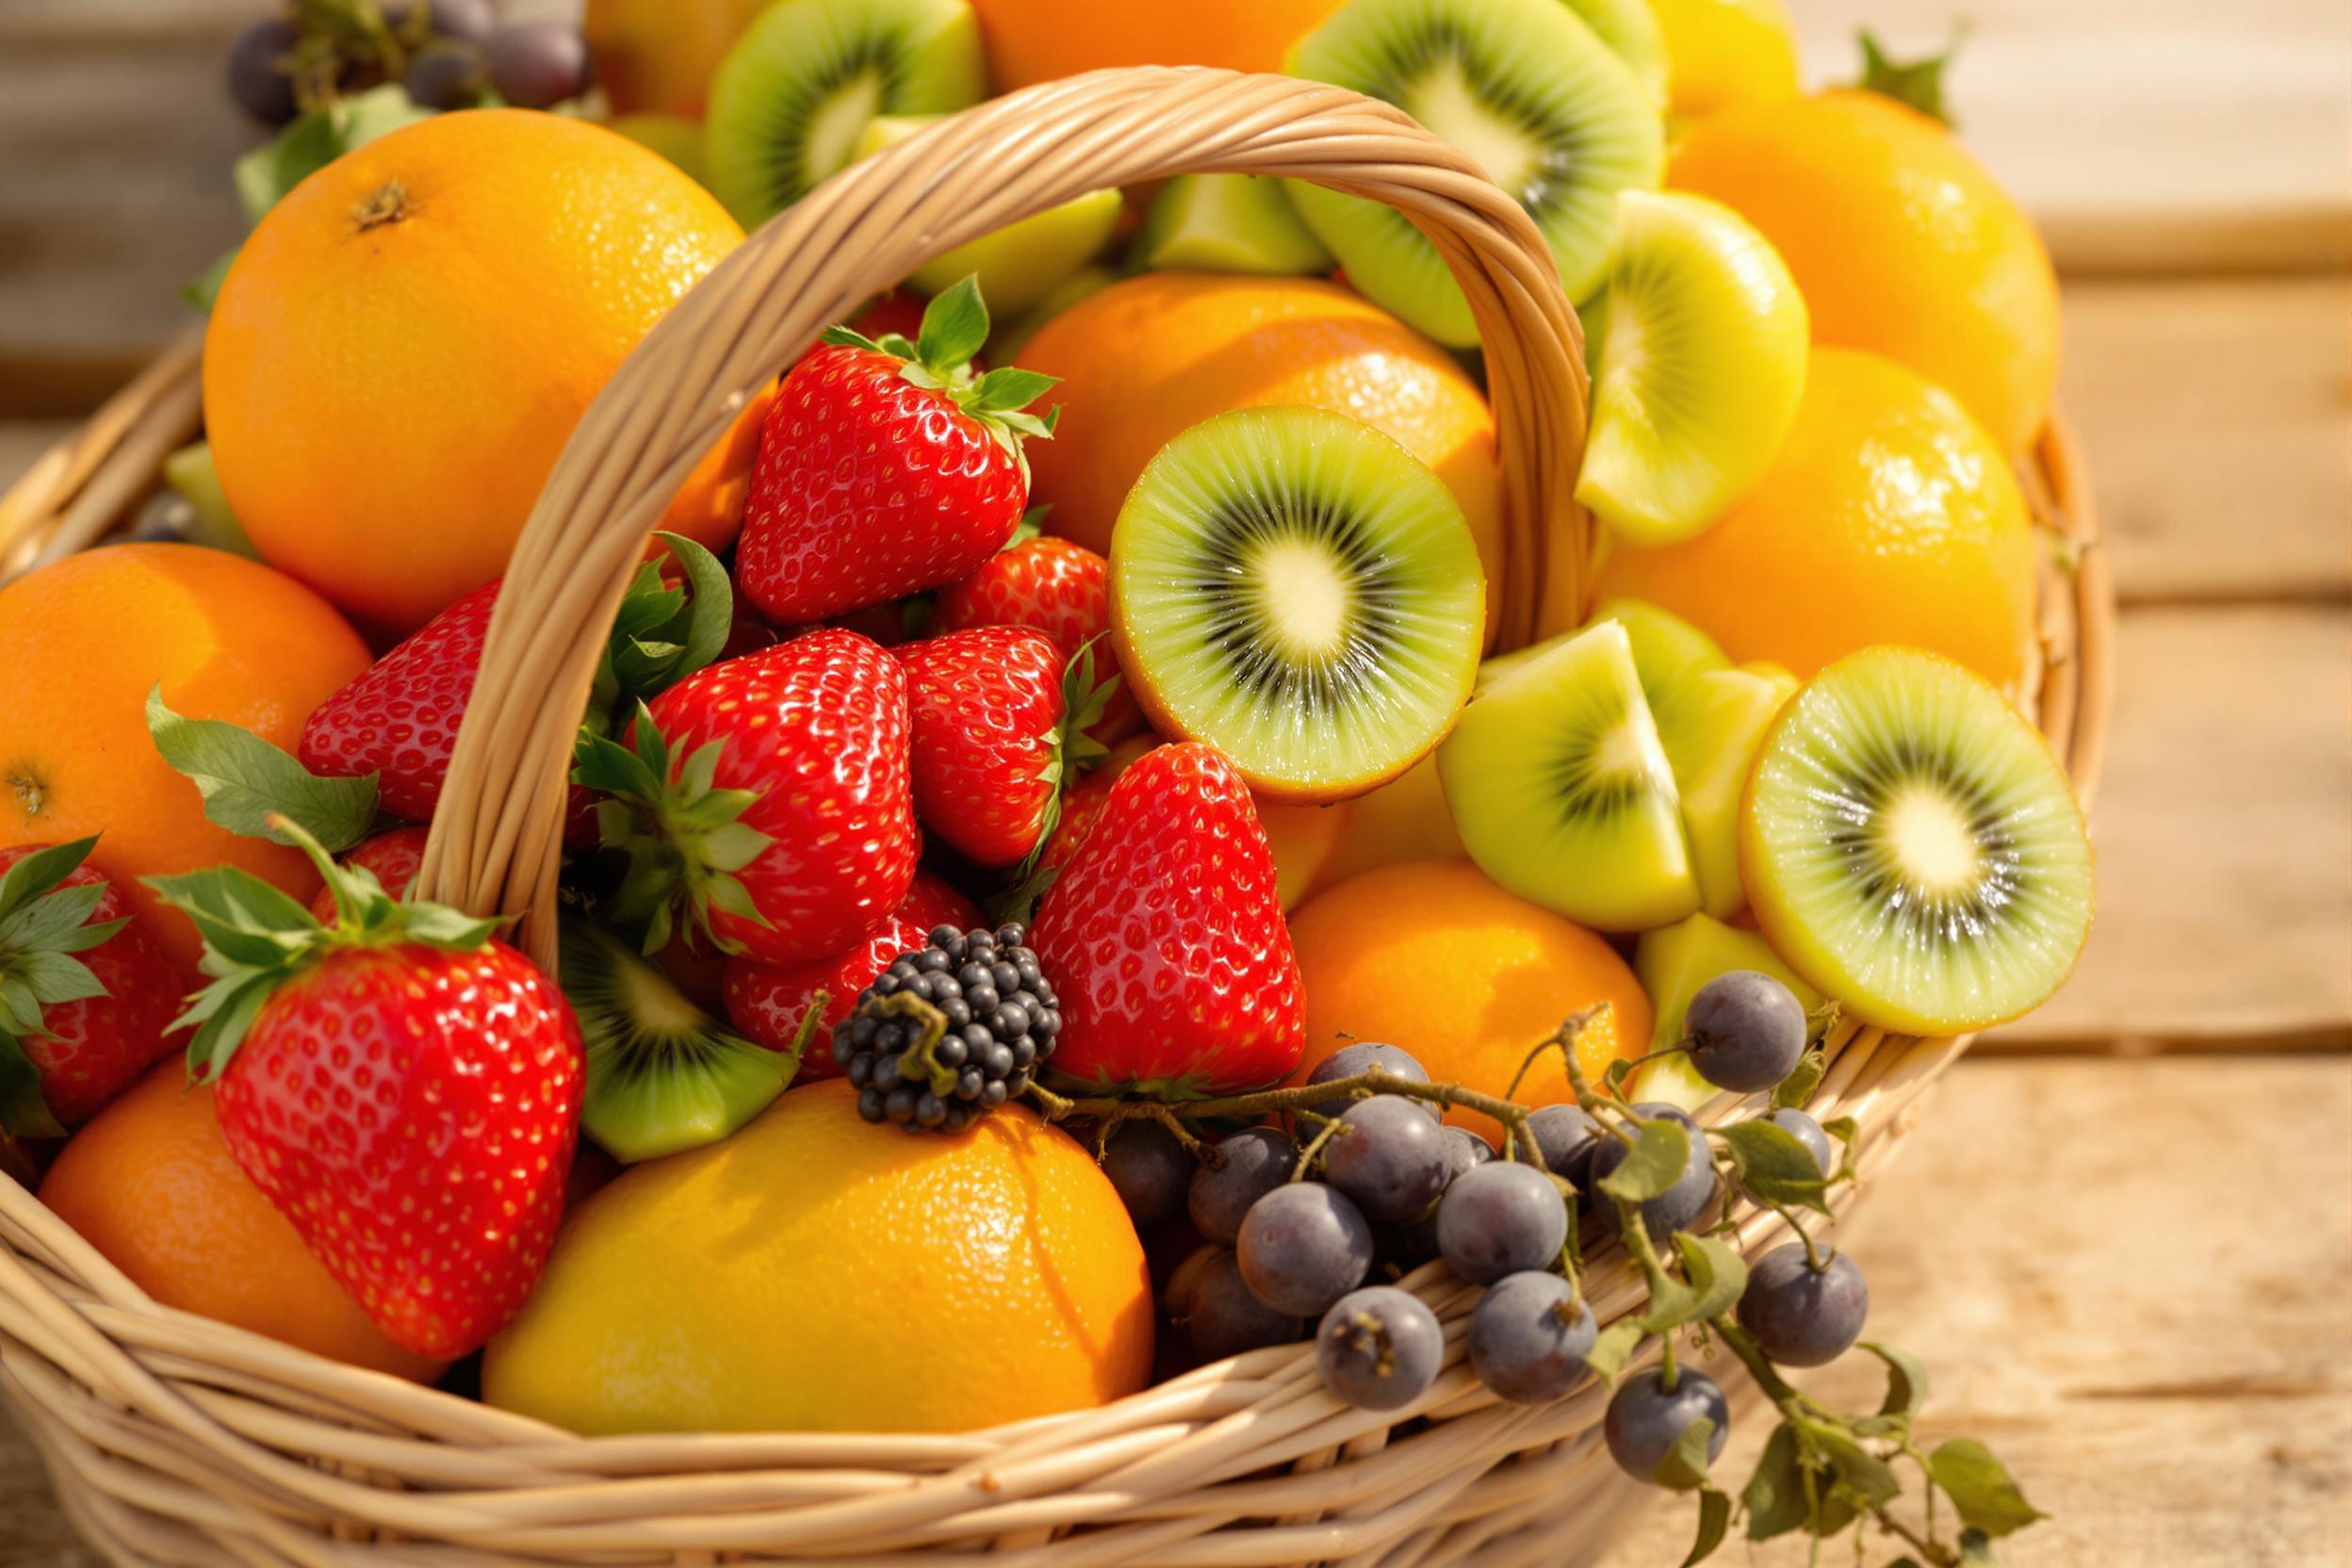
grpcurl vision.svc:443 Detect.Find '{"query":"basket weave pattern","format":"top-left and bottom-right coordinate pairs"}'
top-left (0, 69), bottom-right (2111, 1568)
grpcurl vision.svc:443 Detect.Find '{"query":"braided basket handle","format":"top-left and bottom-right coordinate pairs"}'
top-left (418, 67), bottom-right (1594, 967)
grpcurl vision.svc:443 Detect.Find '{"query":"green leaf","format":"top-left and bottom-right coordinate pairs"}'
top-left (183, 247), bottom-right (239, 312)
top-left (0, 839), bottom-right (99, 923)
top-left (1927, 1439), bottom-right (2045, 1538)
top-left (1850, 26), bottom-right (1965, 127)
top-left (1596, 1115), bottom-right (1690, 1204)
top-left (1742, 1422), bottom-right (1813, 1542)
top-left (0, 1032), bottom-right (64, 1139)
top-left (17, 952), bottom-right (106, 1009)
top-left (1821, 1115), bottom-right (1863, 1181)
top-left (0, 884), bottom-right (111, 953)
top-left (1958, 1528), bottom-right (2005, 1565)
top-left (1771, 1045), bottom-right (1826, 1110)
top-left (146, 688), bottom-right (378, 852)
top-left (232, 85), bottom-right (432, 226)
top-left (968, 367), bottom-right (1061, 413)
top-left (656, 531), bottom-right (734, 678)
top-left (1673, 1233), bottom-right (1749, 1323)
top-left (1679, 1484), bottom-right (1731, 1565)
top-left (916, 275), bottom-right (990, 372)
top-left (1603, 1056), bottom-right (1636, 1093)
top-left (1861, 1341), bottom-right (1929, 1421)
top-left (1805, 1423), bottom-right (1902, 1511)
top-left (1582, 1317), bottom-right (1644, 1386)
top-left (1653, 1417), bottom-right (1718, 1493)
top-left (1719, 1118), bottom-right (1832, 1214)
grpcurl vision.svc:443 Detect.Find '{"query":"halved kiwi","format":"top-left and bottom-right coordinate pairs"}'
top-left (560, 921), bottom-right (809, 1164)
top-left (704, 0), bottom-right (985, 229)
top-left (1576, 190), bottom-right (1808, 546)
top-left (1740, 647), bottom-right (2094, 1034)
top-left (1563, 0), bottom-right (1670, 105)
top-left (1437, 618), bottom-right (1700, 931)
top-left (1110, 406), bottom-right (1485, 802)
top-left (1282, 0), bottom-right (1663, 347)
top-left (1134, 175), bottom-right (1335, 276)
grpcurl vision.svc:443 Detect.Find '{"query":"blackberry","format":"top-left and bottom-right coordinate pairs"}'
top-left (840, 923), bottom-right (1060, 1133)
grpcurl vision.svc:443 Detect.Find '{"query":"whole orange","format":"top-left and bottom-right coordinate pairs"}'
top-left (970, 0), bottom-right (1346, 88)
top-left (1019, 274), bottom-right (1505, 635)
top-left (40, 1062), bottom-right (444, 1381)
top-left (1592, 348), bottom-right (2038, 688)
top-left (204, 109), bottom-right (762, 634)
top-left (1669, 90), bottom-right (2061, 453)
top-left (0, 545), bottom-right (369, 978)
top-left (1289, 862), bottom-right (1649, 1143)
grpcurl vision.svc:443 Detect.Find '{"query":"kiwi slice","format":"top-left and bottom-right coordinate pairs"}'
top-left (1110, 406), bottom-right (1486, 802)
top-left (1437, 618), bottom-right (1699, 931)
top-left (1282, 0), bottom-right (1663, 347)
top-left (1134, 175), bottom-right (1335, 277)
top-left (560, 921), bottom-right (810, 1164)
top-left (705, 0), bottom-right (985, 229)
top-left (1627, 911), bottom-right (1821, 1109)
top-left (1740, 647), bottom-right (2094, 1035)
top-left (1563, 0), bottom-right (1670, 104)
top-left (1663, 664), bottom-right (1794, 919)
top-left (1576, 191), bottom-right (1809, 546)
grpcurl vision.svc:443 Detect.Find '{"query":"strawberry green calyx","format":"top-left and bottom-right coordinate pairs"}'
top-left (1024, 637), bottom-right (1119, 874)
top-left (822, 274), bottom-right (1062, 480)
top-left (587, 531), bottom-right (736, 743)
top-left (147, 815), bottom-right (502, 1084)
top-left (572, 704), bottom-right (774, 957)
top-left (1849, 25), bottom-right (1966, 126)
top-left (0, 839), bottom-right (127, 1138)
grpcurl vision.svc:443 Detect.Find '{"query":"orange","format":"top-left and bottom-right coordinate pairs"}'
top-left (1669, 90), bottom-right (2061, 453)
top-left (970, 0), bottom-right (1347, 89)
top-left (1650, 0), bottom-right (1801, 122)
top-left (1020, 274), bottom-right (1506, 636)
top-left (1592, 348), bottom-right (2038, 688)
top-left (204, 109), bottom-right (763, 634)
top-left (40, 1063), bottom-right (443, 1381)
top-left (1289, 862), bottom-right (1650, 1143)
top-left (0, 545), bottom-right (369, 978)
top-left (483, 1079), bottom-right (1152, 1434)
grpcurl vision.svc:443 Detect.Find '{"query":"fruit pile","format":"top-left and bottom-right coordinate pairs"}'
top-left (3, 1), bottom-right (2091, 1561)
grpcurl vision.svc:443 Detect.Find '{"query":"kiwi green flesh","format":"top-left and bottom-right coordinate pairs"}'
top-left (1111, 407), bottom-right (1484, 799)
top-left (1561, 0), bottom-right (1669, 105)
top-left (1745, 649), bottom-right (2094, 1034)
top-left (1437, 619), bottom-right (1698, 931)
top-left (1135, 175), bottom-right (1334, 276)
top-left (705, 0), bottom-right (985, 229)
top-left (1628, 913), bottom-right (1821, 1108)
top-left (1658, 666), bottom-right (1790, 919)
top-left (1282, 0), bottom-right (1663, 346)
top-left (561, 923), bottom-right (798, 1165)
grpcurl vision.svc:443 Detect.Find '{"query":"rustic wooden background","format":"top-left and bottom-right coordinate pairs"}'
top-left (2, 0), bottom-right (2346, 1562)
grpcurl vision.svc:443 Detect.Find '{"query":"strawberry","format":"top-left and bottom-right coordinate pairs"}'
top-left (1030, 743), bottom-right (1305, 1095)
top-left (932, 533), bottom-right (1141, 743)
top-left (0, 840), bottom-right (180, 1135)
top-left (723, 870), bottom-right (978, 1078)
top-left (1033, 734), bottom-right (1163, 886)
top-left (735, 277), bottom-right (1059, 625)
top-left (307, 825), bottom-right (430, 923)
top-left (795, 289), bottom-right (931, 367)
top-left (151, 822), bottom-right (583, 1359)
top-left (575, 628), bottom-right (918, 965)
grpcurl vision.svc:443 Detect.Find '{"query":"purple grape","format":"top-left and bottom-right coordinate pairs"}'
top-left (1186, 1250), bottom-right (1302, 1361)
top-left (1604, 1368), bottom-right (1729, 1483)
top-left (1684, 971), bottom-right (1807, 1092)
top-left (1736, 1244), bottom-right (1869, 1367)
top-left (1188, 1125), bottom-right (1296, 1246)
top-left (402, 43), bottom-right (486, 111)
top-left (226, 18), bottom-right (302, 126)
top-left (486, 22), bottom-right (592, 110)
top-left (1588, 1103), bottom-right (1718, 1241)
top-left (1435, 1161), bottom-right (1568, 1284)
top-left (421, 0), bottom-right (496, 46)
top-left (1526, 1102), bottom-right (1604, 1188)
top-left (1467, 1270), bottom-right (1595, 1405)
top-left (1323, 1095), bottom-right (1450, 1222)
top-left (1316, 1286), bottom-right (1445, 1410)
top-left (1235, 1182), bottom-right (1373, 1318)
top-left (1100, 1119), bottom-right (1191, 1228)
top-left (1304, 1042), bottom-right (1435, 1120)
top-left (1388, 1126), bottom-right (1494, 1264)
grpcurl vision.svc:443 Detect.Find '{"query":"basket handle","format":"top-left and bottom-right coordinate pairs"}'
top-left (419, 66), bottom-right (1593, 968)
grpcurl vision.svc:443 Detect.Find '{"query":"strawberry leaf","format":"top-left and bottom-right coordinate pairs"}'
top-left (915, 275), bottom-right (990, 374)
top-left (968, 367), bottom-right (1061, 414)
top-left (0, 1033), bottom-right (64, 1140)
top-left (0, 840), bottom-right (101, 923)
top-left (1850, 25), bottom-right (1966, 127)
top-left (147, 688), bottom-right (378, 853)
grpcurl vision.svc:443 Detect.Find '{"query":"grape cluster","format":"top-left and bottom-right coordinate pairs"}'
top-left (225, 1), bottom-right (592, 126)
top-left (837, 923), bottom-right (1059, 1133)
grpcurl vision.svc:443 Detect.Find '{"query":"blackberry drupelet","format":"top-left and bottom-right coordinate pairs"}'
top-left (838, 923), bottom-right (1061, 1133)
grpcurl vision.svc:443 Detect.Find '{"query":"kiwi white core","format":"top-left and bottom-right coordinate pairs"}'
top-left (1251, 538), bottom-right (1356, 658)
top-left (1403, 60), bottom-right (1542, 194)
top-left (1885, 787), bottom-right (1983, 893)
top-left (805, 74), bottom-right (886, 190)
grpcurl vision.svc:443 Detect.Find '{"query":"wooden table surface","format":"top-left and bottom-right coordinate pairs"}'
top-left (3, 2), bottom-right (2346, 1563)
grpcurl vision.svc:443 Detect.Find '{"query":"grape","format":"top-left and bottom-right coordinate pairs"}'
top-left (226, 19), bottom-right (302, 127)
top-left (1322, 1095), bottom-right (1449, 1222)
top-left (1387, 1126), bottom-right (1494, 1265)
top-left (1604, 1368), bottom-right (1730, 1483)
top-left (420, 0), bottom-right (495, 46)
top-left (1188, 1125), bottom-right (1296, 1245)
top-left (402, 43), bottom-right (485, 111)
top-left (1185, 1250), bottom-right (1302, 1361)
top-left (1101, 1119), bottom-right (1191, 1228)
top-left (1304, 1042), bottom-right (1436, 1120)
top-left (1435, 1162), bottom-right (1568, 1284)
top-left (1467, 1270), bottom-right (1595, 1405)
top-left (486, 22), bottom-right (593, 110)
top-left (1588, 1103), bottom-right (1718, 1241)
top-left (1684, 971), bottom-right (1807, 1092)
top-left (1316, 1286), bottom-right (1445, 1410)
top-left (1235, 1182), bottom-right (1374, 1317)
top-left (1526, 1102), bottom-right (1604, 1189)
top-left (1761, 1107), bottom-right (1834, 1176)
top-left (1736, 1244), bottom-right (1869, 1367)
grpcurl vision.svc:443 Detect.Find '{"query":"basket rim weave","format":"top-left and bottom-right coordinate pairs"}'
top-left (0, 66), bottom-right (2113, 1568)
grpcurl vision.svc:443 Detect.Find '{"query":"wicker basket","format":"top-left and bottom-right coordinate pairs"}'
top-left (0, 68), bottom-right (2111, 1568)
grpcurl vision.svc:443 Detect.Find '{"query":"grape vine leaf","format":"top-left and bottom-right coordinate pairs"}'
top-left (1928, 1440), bottom-right (2046, 1537)
top-left (1719, 1119), bottom-right (1832, 1214)
top-left (1596, 1116), bottom-right (1690, 1203)
top-left (1742, 1422), bottom-right (1812, 1542)
top-left (1582, 1318), bottom-right (1644, 1387)
top-left (1679, 1485), bottom-right (1732, 1566)
top-left (1652, 1417), bottom-right (1717, 1494)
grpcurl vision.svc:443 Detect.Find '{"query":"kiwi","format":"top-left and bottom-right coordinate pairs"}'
top-left (1134, 175), bottom-right (1335, 276)
top-left (1110, 406), bottom-right (1486, 802)
top-left (705, 0), bottom-right (985, 229)
top-left (1282, 0), bottom-right (1663, 347)
top-left (1576, 190), bottom-right (1808, 546)
top-left (1661, 664), bottom-right (1794, 918)
top-left (560, 921), bottom-right (808, 1164)
top-left (1563, 0), bottom-right (1671, 104)
top-left (1740, 647), bottom-right (2094, 1035)
top-left (1627, 911), bottom-right (1821, 1109)
top-left (609, 111), bottom-right (709, 185)
top-left (1438, 618), bottom-right (1699, 931)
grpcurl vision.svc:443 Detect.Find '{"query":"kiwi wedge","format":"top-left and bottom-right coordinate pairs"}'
top-left (1740, 647), bottom-right (2094, 1035)
top-left (560, 921), bottom-right (809, 1164)
top-left (1438, 618), bottom-right (1700, 931)
top-left (1134, 175), bottom-right (1335, 276)
top-left (1110, 406), bottom-right (1485, 802)
top-left (1576, 191), bottom-right (1808, 546)
top-left (1627, 911), bottom-right (1822, 1110)
top-left (1563, 0), bottom-right (1670, 105)
top-left (705, 0), bottom-right (985, 229)
top-left (1282, 0), bottom-right (1663, 347)
top-left (1664, 664), bottom-right (1795, 918)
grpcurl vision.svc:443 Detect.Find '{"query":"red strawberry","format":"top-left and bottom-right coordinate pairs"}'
top-left (735, 278), bottom-right (1059, 624)
top-left (0, 840), bottom-right (180, 1135)
top-left (1031, 743), bottom-right (1305, 1095)
top-left (576, 628), bottom-right (918, 964)
top-left (1034, 734), bottom-right (1163, 884)
top-left (307, 825), bottom-right (431, 923)
top-left (723, 871), bottom-right (978, 1077)
top-left (153, 825), bottom-right (584, 1359)
top-left (795, 289), bottom-right (931, 367)
top-left (932, 534), bottom-right (1141, 742)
